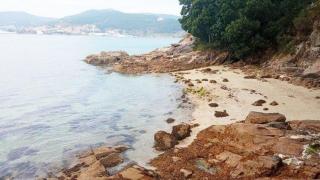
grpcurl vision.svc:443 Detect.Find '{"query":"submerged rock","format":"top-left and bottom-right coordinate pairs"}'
top-left (166, 118), bottom-right (175, 124)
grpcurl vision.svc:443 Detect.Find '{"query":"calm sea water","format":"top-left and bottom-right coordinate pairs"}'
top-left (0, 34), bottom-right (191, 179)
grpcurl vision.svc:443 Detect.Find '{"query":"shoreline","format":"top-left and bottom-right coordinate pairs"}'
top-left (48, 34), bottom-right (320, 179)
top-left (49, 65), bottom-right (320, 179)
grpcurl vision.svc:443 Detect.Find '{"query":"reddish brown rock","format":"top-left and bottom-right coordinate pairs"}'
top-left (172, 124), bottom-right (191, 140)
top-left (99, 153), bottom-right (123, 168)
top-left (154, 131), bottom-right (177, 151)
top-left (245, 111), bottom-right (286, 124)
top-left (151, 118), bottom-right (320, 179)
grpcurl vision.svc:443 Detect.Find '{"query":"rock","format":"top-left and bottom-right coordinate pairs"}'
top-left (263, 108), bottom-right (269, 111)
top-left (202, 79), bottom-right (208, 81)
top-left (316, 96), bottom-right (320, 99)
top-left (172, 156), bottom-right (181, 162)
top-left (244, 75), bottom-right (256, 79)
top-left (208, 103), bottom-right (219, 107)
top-left (222, 78), bottom-right (229, 82)
top-left (202, 68), bottom-right (212, 73)
top-left (94, 147), bottom-right (115, 160)
top-left (85, 51), bottom-right (129, 65)
top-left (210, 80), bottom-right (217, 83)
top-left (216, 151), bottom-right (242, 168)
top-left (166, 118), bottom-right (175, 124)
top-left (267, 122), bottom-right (290, 130)
top-left (270, 101), bottom-right (279, 106)
top-left (172, 124), bottom-right (191, 140)
top-left (214, 110), bottom-right (229, 118)
top-left (231, 155), bottom-right (282, 178)
top-left (260, 74), bottom-right (272, 78)
top-left (252, 99), bottom-right (267, 106)
top-left (188, 83), bottom-right (194, 87)
top-left (180, 169), bottom-right (193, 178)
top-left (114, 145), bottom-right (129, 153)
top-left (245, 111), bottom-right (286, 124)
top-left (99, 153), bottom-right (123, 168)
top-left (154, 131), bottom-right (177, 151)
top-left (289, 120), bottom-right (320, 134)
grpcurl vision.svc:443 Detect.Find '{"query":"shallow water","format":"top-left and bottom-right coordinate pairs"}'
top-left (0, 34), bottom-right (191, 178)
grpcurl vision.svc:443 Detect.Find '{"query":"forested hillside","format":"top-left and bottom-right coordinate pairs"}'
top-left (179, 0), bottom-right (320, 59)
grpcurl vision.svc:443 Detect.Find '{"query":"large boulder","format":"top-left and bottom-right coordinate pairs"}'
top-left (245, 111), bottom-right (286, 124)
top-left (172, 124), bottom-right (191, 140)
top-left (154, 131), bottom-right (177, 151)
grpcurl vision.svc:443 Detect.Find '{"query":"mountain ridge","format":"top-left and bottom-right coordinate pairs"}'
top-left (0, 10), bottom-right (183, 36)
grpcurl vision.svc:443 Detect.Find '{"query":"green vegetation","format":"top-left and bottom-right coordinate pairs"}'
top-left (184, 87), bottom-right (209, 97)
top-left (305, 143), bottom-right (320, 155)
top-left (179, 0), bottom-right (316, 59)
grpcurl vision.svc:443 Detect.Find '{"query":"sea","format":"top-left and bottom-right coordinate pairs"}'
top-left (0, 34), bottom-right (192, 179)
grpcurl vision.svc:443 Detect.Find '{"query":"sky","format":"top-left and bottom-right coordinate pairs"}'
top-left (0, 0), bottom-right (182, 18)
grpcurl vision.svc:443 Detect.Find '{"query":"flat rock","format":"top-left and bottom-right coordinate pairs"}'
top-left (99, 153), bottom-right (123, 168)
top-left (245, 111), bottom-right (286, 124)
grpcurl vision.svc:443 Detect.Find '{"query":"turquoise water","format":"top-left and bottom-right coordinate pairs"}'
top-left (0, 34), bottom-right (191, 178)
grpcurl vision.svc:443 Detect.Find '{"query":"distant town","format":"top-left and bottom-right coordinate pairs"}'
top-left (0, 24), bottom-right (135, 37)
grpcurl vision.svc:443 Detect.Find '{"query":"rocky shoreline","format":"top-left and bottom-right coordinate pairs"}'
top-left (46, 31), bottom-right (320, 179)
top-left (45, 65), bottom-right (320, 180)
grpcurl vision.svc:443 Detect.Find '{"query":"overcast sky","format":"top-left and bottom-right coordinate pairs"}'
top-left (0, 0), bottom-right (182, 18)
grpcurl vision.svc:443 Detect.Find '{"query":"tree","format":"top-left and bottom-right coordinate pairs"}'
top-left (179, 0), bottom-right (314, 59)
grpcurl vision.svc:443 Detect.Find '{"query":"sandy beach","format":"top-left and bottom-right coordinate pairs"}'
top-left (174, 66), bottom-right (320, 147)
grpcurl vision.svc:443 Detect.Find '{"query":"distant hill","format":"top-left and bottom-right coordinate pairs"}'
top-left (0, 10), bottom-right (183, 36)
top-left (0, 11), bottom-right (55, 27)
top-left (56, 10), bottom-right (182, 34)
